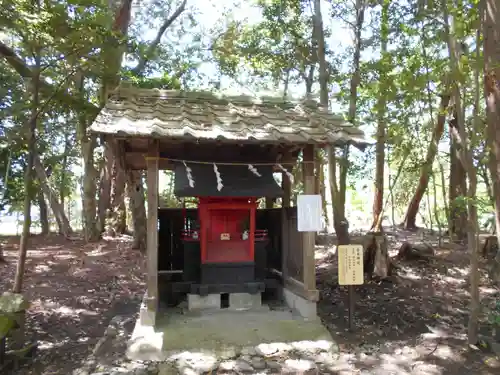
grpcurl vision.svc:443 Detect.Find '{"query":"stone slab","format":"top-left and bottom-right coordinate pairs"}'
top-left (282, 288), bottom-right (317, 319)
top-left (187, 293), bottom-right (221, 311)
top-left (229, 292), bottom-right (262, 310)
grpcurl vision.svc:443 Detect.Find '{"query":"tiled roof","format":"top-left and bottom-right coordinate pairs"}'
top-left (89, 85), bottom-right (371, 147)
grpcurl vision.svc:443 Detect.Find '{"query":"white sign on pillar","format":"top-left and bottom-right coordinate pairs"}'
top-left (297, 194), bottom-right (322, 232)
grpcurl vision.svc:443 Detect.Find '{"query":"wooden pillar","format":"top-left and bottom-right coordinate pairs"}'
top-left (281, 167), bottom-right (291, 280)
top-left (146, 141), bottom-right (159, 319)
top-left (302, 144), bottom-right (317, 295)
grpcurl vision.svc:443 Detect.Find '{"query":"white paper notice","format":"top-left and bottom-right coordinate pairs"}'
top-left (297, 194), bottom-right (322, 232)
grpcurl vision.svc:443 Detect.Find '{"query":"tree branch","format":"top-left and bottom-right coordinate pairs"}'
top-left (0, 41), bottom-right (98, 114)
top-left (132, 0), bottom-right (188, 76)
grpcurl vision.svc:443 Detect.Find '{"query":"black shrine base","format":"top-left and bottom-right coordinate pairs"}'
top-left (161, 239), bottom-right (275, 300)
top-left (201, 262), bottom-right (255, 284)
top-left (191, 281), bottom-right (265, 296)
top-left (169, 279), bottom-right (278, 296)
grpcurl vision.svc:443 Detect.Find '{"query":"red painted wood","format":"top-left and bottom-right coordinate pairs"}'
top-left (196, 197), bottom-right (258, 264)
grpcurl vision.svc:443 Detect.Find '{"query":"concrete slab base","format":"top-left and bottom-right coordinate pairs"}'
top-left (282, 287), bottom-right (317, 319)
top-left (127, 306), bottom-right (333, 362)
top-left (187, 292), bottom-right (263, 311)
top-left (126, 317), bottom-right (166, 362)
top-left (187, 293), bottom-right (221, 311)
top-left (229, 292), bottom-right (261, 310)
top-left (158, 308), bottom-right (331, 354)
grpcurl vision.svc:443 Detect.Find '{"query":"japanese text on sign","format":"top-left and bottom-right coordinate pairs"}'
top-left (338, 244), bottom-right (364, 285)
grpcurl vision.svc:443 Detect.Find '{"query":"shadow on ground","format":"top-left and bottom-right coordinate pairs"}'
top-left (0, 233), bottom-right (145, 375)
top-left (315, 227), bottom-right (500, 374)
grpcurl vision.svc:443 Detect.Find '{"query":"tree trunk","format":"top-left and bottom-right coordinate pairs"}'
top-left (59, 131), bottom-right (71, 213)
top-left (37, 191), bottom-right (49, 235)
top-left (449, 121), bottom-right (467, 240)
top-left (127, 170), bottom-right (146, 251)
top-left (318, 153), bottom-right (328, 229)
top-left (33, 154), bottom-right (72, 237)
top-left (443, 1), bottom-right (480, 344)
top-left (371, 0), bottom-right (389, 232)
top-left (402, 94), bottom-right (451, 229)
top-left (13, 48), bottom-right (40, 294)
top-left (483, 0), bottom-right (500, 342)
top-left (97, 143), bottom-right (113, 233)
top-left (315, 0), bottom-right (365, 245)
top-left (74, 70), bottom-right (100, 242)
top-left (105, 139), bottom-right (127, 236)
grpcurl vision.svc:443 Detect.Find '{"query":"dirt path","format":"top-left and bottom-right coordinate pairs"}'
top-left (0, 234), bottom-right (146, 375)
top-left (316, 228), bottom-right (500, 374)
top-left (0, 229), bottom-right (499, 374)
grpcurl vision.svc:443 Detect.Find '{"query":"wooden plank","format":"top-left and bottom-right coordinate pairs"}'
top-left (146, 141), bottom-right (159, 312)
top-left (126, 152), bottom-right (172, 170)
top-left (283, 275), bottom-right (319, 302)
top-left (281, 208), bottom-right (289, 278)
top-left (302, 144), bottom-right (316, 293)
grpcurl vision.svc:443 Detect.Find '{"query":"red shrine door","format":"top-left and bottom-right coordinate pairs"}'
top-left (198, 198), bottom-right (256, 264)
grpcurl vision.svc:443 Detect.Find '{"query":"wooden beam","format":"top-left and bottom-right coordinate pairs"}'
top-left (269, 268), bottom-right (319, 302)
top-left (302, 144), bottom-right (316, 294)
top-left (125, 152), bottom-right (172, 170)
top-left (146, 140), bottom-right (159, 317)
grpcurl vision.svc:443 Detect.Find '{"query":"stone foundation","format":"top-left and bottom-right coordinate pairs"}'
top-left (187, 292), bottom-right (262, 311)
top-left (282, 288), bottom-right (317, 319)
top-left (187, 293), bottom-right (221, 310)
top-left (229, 292), bottom-right (262, 310)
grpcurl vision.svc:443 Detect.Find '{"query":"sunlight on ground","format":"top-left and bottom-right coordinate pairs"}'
top-left (33, 264), bottom-right (51, 273)
top-left (30, 299), bottom-right (99, 317)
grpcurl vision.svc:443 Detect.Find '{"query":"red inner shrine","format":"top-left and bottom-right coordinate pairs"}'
top-left (199, 197), bottom-right (256, 263)
top-left (182, 197), bottom-right (269, 264)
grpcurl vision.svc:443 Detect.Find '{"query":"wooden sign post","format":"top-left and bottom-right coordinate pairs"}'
top-left (338, 244), bottom-right (364, 330)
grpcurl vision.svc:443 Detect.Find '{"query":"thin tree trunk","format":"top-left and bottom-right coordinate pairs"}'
top-left (105, 139), bottom-right (127, 236)
top-left (132, 0), bottom-right (187, 75)
top-left (13, 46), bottom-right (40, 293)
top-left (316, 0), bottom-right (365, 245)
top-left (318, 153), bottom-right (328, 229)
top-left (59, 131), bottom-right (71, 212)
top-left (126, 170), bottom-right (146, 251)
top-left (402, 94), bottom-right (451, 229)
top-left (98, 142), bottom-right (113, 233)
top-left (444, 0), bottom-right (479, 344)
top-left (38, 191), bottom-right (49, 235)
top-left (33, 154), bottom-right (72, 237)
top-left (74, 69), bottom-right (100, 242)
top-left (371, 0), bottom-right (389, 232)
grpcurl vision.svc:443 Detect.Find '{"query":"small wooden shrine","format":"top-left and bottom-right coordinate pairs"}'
top-left (175, 163), bottom-right (283, 296)
top-left (89, 85), bottom-right (369, 324)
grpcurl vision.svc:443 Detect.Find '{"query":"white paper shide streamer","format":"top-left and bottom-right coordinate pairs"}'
top-left (213, 163), bottom-right (224, 191)
top-left (277, 164), bottom-right (294, 184)
top-left (248, 164), bottom-right (261, 177)
top-left (183, 161), bottom-right (195, 188)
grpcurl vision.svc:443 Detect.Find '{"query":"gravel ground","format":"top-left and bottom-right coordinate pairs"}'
top-left (1, 230), bottom-right (499, 375)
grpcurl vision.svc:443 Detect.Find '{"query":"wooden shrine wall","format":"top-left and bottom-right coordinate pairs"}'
top-left (281, 207), bottom-right (304, 284)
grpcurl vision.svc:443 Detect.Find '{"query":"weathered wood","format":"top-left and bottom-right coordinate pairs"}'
top-left (269, 268), bottom-right (319, 301)
top-left (302, 144), bottom-right (316, 294)
top-left (126, 152), bottom-right (173, 170)
top-left (146, 141), bottom-right (159, 315)
top-left (281, 170), bottom-right (291, 280)
top-left (125, 151), bottom-right (299, 172)
top-left (284, 276), bottom-right (319, 302)
top-left (363, 231), bottom-right (392, 279)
